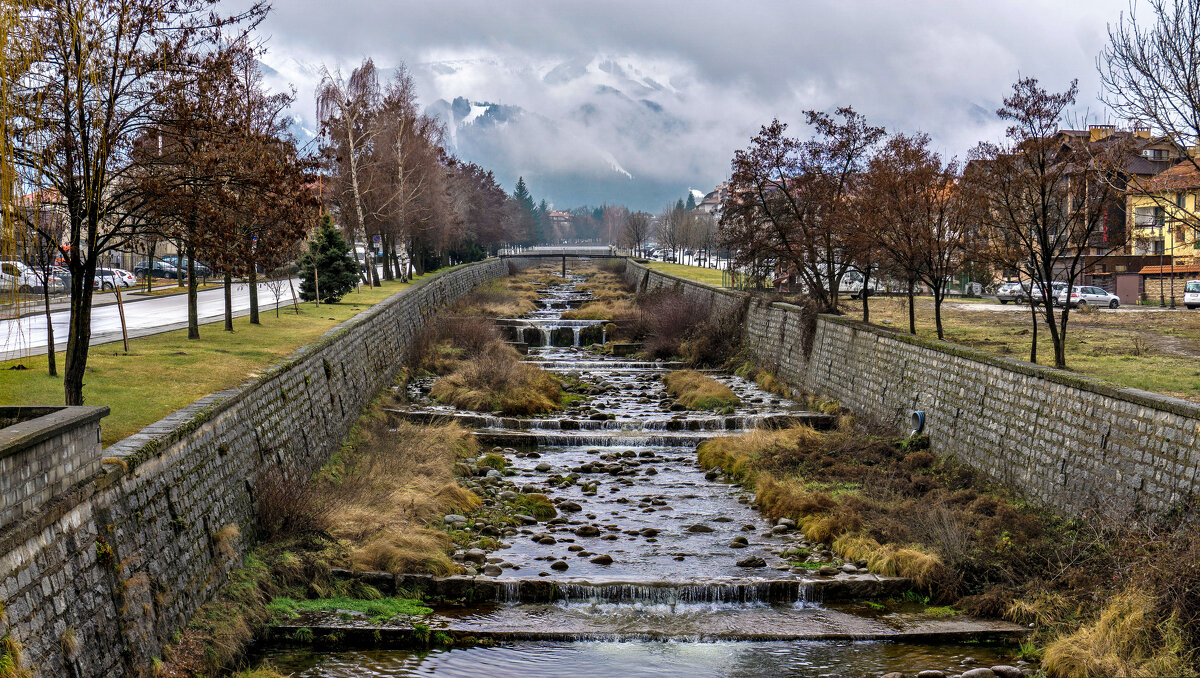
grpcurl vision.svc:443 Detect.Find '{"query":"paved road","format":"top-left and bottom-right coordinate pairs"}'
top-left (944, 300), bottom-right (1182, 313)
top-left (1, 280), bottom-right (299, 361)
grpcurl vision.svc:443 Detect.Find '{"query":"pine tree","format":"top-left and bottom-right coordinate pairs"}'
top-left (685, 192), bottom-right (697, 210)
top-left (513, 176), bottom-right (541, 244)
top-left (675, 198), bottom-right (686, 211)
top-left (300, 214), bottom-right (360, 303)
top-left (536, 199), bottom-right (551, 243)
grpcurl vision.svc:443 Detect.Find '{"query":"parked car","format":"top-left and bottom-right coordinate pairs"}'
top-left (1029, 281), bottom-right (1068, 305)
top-left (839, 269), bottom-right (881, 299)
top-left (1185, 280), bottom-right (1200, 310)
top-left (133, 259), bottom-right (180, 279)
top-left (93, 268), bottom-right (129, 290)
top-left (0, 259), bottom-right (65, 294)
top-left (159, 255), bottom-right (212, 277)
top-left (995, 281), bottom-right (1027, 304)
top-left (1057, 285), bottom-right (1120, 309)
top-left (110, 268), bottom-right (136, 287)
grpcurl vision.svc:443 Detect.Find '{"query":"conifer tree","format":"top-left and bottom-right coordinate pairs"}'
top-left (300, 215), bottom-right (360, 303)
top-left (686, 192), bottom-right (697, 210)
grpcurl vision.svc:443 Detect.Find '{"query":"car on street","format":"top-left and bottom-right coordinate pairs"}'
top-left (160, 255), bottom-right (212, 277)
top-left (0, 260), bottom-right (65, 294)
top-left (110, 268), bottom-right (136, 287)
top-left (1057, 285), bottom-right (1120, 309)
top-left (1184, 280), bottom-right (1200, 310)
top-left (134, 259), bottom-right (181, 279)
top-left (995, 281), bottom-right (1027, 303)
top-left (93, 268), bottom-right (130, 290)
top-left (1029, 281), bottom-right (1068, 305)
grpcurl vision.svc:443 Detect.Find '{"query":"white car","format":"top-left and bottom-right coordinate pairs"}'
top-left (1029, 281), bottom-right (1068, 305)
top-left (1184, 280), bottom-right (1200, 310)
top-left (111, 268), bottom-right (137, 287)
top-left (1058, 285), bottom-right (1120, 309)
top-left (0, 259), bottom-right (65, 294)
top-left (995, 281), bottom-right (1027, 304)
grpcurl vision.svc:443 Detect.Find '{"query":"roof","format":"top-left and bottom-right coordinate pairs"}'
top-left (1137, 161), bottom-right (1200, 192)
top-left (1137, 264), bottom-right (1200, 275)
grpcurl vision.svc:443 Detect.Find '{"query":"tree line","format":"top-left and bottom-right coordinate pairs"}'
top-left (1, 2), bottom-right (537, 406)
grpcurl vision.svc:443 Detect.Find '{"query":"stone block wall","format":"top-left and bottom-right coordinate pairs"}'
top-left (624, 260), bottom-right (1200, 519)
top-left (0, 260), bottom-right (505, 677)
top-left (0, 407), bottom-right (108, 531)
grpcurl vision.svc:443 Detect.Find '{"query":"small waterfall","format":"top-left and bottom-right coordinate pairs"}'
top-left (489, 580), bottom-right (815, 606)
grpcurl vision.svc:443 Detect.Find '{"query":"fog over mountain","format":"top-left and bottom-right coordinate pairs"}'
top-left (240, 0), bottom-right (1130, 211)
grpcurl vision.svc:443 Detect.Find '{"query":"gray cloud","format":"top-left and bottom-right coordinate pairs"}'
top-left (237, 0), bottom-right (1132, 209)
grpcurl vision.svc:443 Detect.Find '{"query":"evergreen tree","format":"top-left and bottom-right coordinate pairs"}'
top-left (299, 214), bottom-right (360, 303)
top-left (535, 198), bottom-right (551, 242)
top-left (675, 198), bottom-right (685, 211)
top-left (685, 192), bottom-right (697, 210)
top-left (513, 176), bottom-right (541, 244)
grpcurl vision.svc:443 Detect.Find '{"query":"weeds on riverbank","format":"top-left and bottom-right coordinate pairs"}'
top-left (430, 342), bottom-right (564, 415)
top-left (663, 370), bottom-right (739, 411)
top-left (697, 423), bottom-right (1200, 677)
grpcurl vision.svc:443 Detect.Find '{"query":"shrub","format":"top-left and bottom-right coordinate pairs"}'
top-left (299, 214), bottom-right (359, 303)
top-left (255, 466), bottom-right (330, 541)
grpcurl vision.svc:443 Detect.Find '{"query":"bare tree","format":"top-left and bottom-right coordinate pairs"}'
top-left (11, 0), bottom-right (265, 404)
top-left (970, 78), bottom-right (1128, 368)
top-left (317, 60), bottom-right (381, 287)
top-left (621, 212), bottom-right (652, 256)
top-left (720, 109), bottom-right (884, 312)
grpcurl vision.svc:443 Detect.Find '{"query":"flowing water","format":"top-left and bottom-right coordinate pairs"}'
top-left (256, 268), bottom-right (1029, 677)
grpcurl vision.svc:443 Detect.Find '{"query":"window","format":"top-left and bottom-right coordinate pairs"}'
top-left (1142, 148), bottom-right (1168, 160)
top-left (1153, 240), bottom-right (1165, 255)
top-left (1, 264), bottom-right (16, 276)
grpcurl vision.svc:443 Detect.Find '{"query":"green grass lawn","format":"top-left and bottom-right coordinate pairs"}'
top-left (1, 274), bottom-right (437, 445)
top-left (642, 262), bottom-right (728, 287)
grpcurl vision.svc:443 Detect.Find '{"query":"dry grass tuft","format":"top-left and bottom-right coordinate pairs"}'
top-left (213, 524), bottom-right (241, 560)
top-left (561, 298), bottom-right (637, 320)
top-left (834, 534), bottom-right (944, 587)
top-left (1042, 588), bottom-right (1193, 678)
top-left (431, 342), bottom-right (563, 415)
top-left (663, 370), bottom-right (739, 410)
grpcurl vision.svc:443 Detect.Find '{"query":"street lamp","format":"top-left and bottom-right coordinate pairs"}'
top-left (1159, 216), bottom-right (1166, 306)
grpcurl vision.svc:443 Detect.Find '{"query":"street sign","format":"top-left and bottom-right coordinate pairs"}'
top-left (372, 235), bottom-right (381, 246)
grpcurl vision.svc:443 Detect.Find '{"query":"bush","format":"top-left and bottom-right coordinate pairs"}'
top-left (255, 466), bottom-right (331, 541)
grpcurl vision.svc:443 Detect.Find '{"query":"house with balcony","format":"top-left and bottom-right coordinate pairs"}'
top-left (1126, 159), bottom-right (1200, 302)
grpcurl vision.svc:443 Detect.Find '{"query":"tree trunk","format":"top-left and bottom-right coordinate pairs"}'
top-left (43, 283), bottom-right (56, 376)
top-left (906, 280), bottom-right (916, 334)
top-left (63, 262), bottom-right (96, 406)
top-left (382, 234), bottom-right (394, 281)
top-left (223, 271), bottom-right (233, 332)
top-left (248, 266), bottom-right (260, 325)
top-left (861, 271), bottom-right (871, 323)
top-left (933, 287), bottom-right (945, 340)
top-left (1026, 296), bottom-right (1039, 364)
top-left (187, 242), bottom-right (199, 340)
top-left (177, 238), bottom-right (185, 287)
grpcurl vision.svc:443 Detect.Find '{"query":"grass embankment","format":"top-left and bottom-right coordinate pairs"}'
top-left (161, 400), bottom-right (479, 676)
top-left (698, 422), bottom-right (1199, 677)
top-left (846, 295), bottom-right (1200, 401)
top-left (663, 369), bottom-right (739, 411)
top-left (641, 261), bottom-right (727, 287)
top-left (0, 273), bottom-right (436, 445)
top-left (430, 342), bottom-right (564, 415)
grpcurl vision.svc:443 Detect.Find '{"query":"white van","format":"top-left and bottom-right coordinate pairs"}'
top-left (1184, 280), bottom-right (1200, 310)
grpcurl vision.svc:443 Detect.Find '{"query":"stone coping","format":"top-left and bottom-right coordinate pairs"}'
top-left (0, 406), bottom-right (109, 459)
top-left (625, 259), bottom-right (1200, 421)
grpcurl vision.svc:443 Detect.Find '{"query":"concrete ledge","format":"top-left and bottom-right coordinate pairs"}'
top-left (0, 406), bottom-right (109, 459)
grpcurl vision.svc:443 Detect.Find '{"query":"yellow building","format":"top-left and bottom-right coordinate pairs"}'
top-left (1127, 160), bottom-right (1200, 259)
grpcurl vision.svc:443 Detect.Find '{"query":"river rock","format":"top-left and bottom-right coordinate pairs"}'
top-left (550, 560), bottom-right (569, 571)
top-left (736, 556), bottom-right (766, 568)
top-left (644, 467), bottom-right (658, 476)
top-left (916, 672), bottom-right (946, 678)
top-left (685, 524), bottom-right (714, 533)
top-left (961, 670), bottom-right (996, 678)
top-left (535, 462), bottom-right (552, 472)
top-left (560, 501), bottom-right (583, 512)
top-left (443, 514), bottom-right (468, 526)
top-left (741, 524), bottom-right (755, 531)
top-left (639, 528), bottom-right (660, 537)
top-left (461, 566), bottom-right (477, 576)
top-left (486, 469), bottom-right (501, 478)
top-left (567, 544), bottom-right (584, 552)
top-left (589, 554), bottom-right (614, 565)
top-left (841, 563), bottom-right (858, 573)
top-left (537, 536), bottom-right (557, 545)
top-left (817, 565), bottom-right (839, 576)
top-left (481, 564), bottom-right (503, 577)
top-left (881, 673), bottom-right (904, 678)
top-left (465, 549), bottom-right (487, 564)
top-left (990, 667), bottom-right (1022, 678)
top-left (777, 518), bottom-right (796, 527)
top-left (704, 469), bottom-right (721, 480)
top-left (771, 525), bottom-right (789, 534)
top-left (730, 536), bottom-right (749, 548)
top-left (574, 525), bottom-right (601, 537)
top-left (514, 514), bottom-right (538, 525)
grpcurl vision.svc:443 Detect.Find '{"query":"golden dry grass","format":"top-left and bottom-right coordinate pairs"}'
top-left (430, 342), bottom-right (563, 415)
top-left (321, 420), bottom-right (481, 575)
top-left (663, 369), bottom-right (739, 410)
top-left (1042, 588), bottom-right (1192, 678)
top-left (833, 534), bottom-right (943, 587)
top-left (561, 298), bottom-right (637, 320)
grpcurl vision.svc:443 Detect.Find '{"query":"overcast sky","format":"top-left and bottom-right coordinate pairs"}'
top-left (237, 0), bottom-right (1137, 209)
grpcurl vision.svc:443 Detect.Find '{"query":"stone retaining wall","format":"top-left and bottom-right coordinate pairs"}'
top-left (623, 260), bottom-right (1200, 519)
top-left (0, 260), bottom-right (505, 677)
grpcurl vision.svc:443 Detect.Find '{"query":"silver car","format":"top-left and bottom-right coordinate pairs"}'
top-left (995, 281), bottom-right (1027, 304)
top-left (1029, 281), bottom-right (1068, 305)
top-left (1058, 285), bottom-right (1120, 309)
